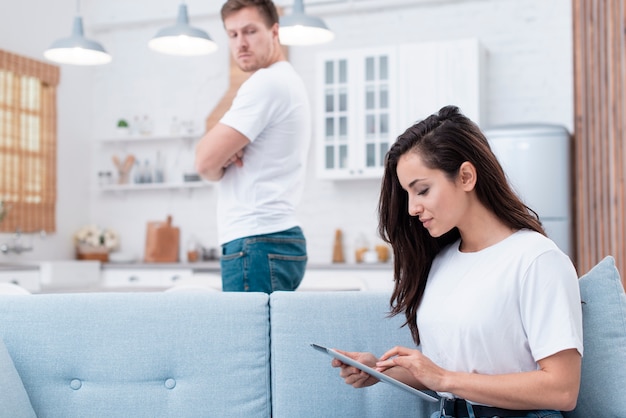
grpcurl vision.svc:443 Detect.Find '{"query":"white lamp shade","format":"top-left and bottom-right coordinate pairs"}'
top-left (279, 0), bottom-right (334, 46)
top-left (149, 4), bottom-right (217, 56)
top-left (44, 16), bottom-right (112, 65)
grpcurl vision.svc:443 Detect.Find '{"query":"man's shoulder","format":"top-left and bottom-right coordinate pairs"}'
top-left (244, 62), bottom-right (304, 96)
top-left (253, 61), bottom-right (296, 80)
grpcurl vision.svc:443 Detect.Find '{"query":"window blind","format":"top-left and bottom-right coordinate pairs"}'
top-left (0, 49), bottom-right (59, 233)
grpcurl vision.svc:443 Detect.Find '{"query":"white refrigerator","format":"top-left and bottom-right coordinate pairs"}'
top-left (484, 124), bottom-right (572, 257)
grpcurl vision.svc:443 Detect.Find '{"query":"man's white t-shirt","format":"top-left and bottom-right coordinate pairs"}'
top-left (416, 230), bottom-right (583, 399)
top-left (218, 61), bottom-right (311, 245)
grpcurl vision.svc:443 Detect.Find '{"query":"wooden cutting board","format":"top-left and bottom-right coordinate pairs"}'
top-left (144, 215), bottom-right (179, 263)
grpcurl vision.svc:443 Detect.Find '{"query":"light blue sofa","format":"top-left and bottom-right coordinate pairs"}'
top-left (0, 257), bottom-right (624, 418)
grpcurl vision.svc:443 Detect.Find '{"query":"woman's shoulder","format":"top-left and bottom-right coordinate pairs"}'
top-left (508, 229), bottom-right (573, 268)
top-left (509, 229), bottom-right (559, 250)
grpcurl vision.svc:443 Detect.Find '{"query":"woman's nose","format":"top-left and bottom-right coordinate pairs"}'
top-left (408, 200), bottom-right (422, 217)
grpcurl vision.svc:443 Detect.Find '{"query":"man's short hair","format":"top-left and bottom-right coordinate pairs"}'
top-left (221, 0), bottom-right (279, 28)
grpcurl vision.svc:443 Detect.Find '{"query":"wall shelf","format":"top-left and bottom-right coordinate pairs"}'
top-left (99, 181), bottom-right (211, 192)
top-left (96, 133), bottom-right (204, 192)
top-left (98, 134), bottom-right (199, 143)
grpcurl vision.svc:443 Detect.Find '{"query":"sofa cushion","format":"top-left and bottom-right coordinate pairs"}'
top-left (0, 292), bottom-right (271, 418)
top-left (0, 339), bottom-right (37, 418)
top-left (270, 291), bottom-right (439, 418)
top-left (564, 256), bottom-right (626, 417)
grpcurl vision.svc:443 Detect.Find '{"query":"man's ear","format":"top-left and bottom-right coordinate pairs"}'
top-left (458, 161), bottom-right (477, 191)
top-left (271, 22), bottom-right (280, 38)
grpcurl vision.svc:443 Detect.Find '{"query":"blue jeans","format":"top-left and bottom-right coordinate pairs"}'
top-left (220, 227), bottom-right (307, 293)
top-left (431, 409), bottom-right (563, 418)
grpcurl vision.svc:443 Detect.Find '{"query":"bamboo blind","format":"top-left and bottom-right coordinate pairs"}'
top-left (573, 0), bottom-right (626, 287)
top-left (0, 49), bottom-right (59, 233)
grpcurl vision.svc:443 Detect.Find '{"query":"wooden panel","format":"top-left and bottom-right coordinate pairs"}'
top-left (204, 55), bottom-right (251, 131)
top-left (573, 0), bottom-right (626, 288)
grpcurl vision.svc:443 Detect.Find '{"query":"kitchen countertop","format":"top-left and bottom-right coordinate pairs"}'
top-left (101, 261), bottom-right (393, 271)
top-left (0, 262), bottom-right (40, 271)
top-left (1, 261), bottom-right (393, 272)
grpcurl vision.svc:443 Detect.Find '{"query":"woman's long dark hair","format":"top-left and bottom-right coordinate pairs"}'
top-left (379, 105), bottom-right (545, 345)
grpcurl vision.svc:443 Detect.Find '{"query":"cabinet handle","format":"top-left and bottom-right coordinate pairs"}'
top-left (10, 279), bottom-right (19, 285)
top-left (170, 275), bottom-right (181, 282)
top-left (128, 275), bottom-right (139, 282)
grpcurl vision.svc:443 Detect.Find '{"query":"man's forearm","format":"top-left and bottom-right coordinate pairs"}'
top-left (198, 166), bottom-right (225, 181)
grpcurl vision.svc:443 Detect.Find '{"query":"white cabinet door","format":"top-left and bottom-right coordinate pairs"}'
top-left (397, 38), bottom-right (486, 129)
top-left (316, 47), bottom-right (397, 180)
top-left (101, 268), bottom-right (193, 289)
top-left (316, 39), bottom-right (485, 181)
top-left (0, 270), bottom-right (40, 293)
top-left (299, 269), bottom-right (394, 292)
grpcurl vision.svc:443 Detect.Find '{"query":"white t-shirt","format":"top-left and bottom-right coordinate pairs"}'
top-left (217, 61), bottom-right (311, 245)
top-left (416, 230), bottom-right (583, 398)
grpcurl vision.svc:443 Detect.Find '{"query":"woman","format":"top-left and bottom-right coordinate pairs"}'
top-left (332, 106), bottom-right (583, 418)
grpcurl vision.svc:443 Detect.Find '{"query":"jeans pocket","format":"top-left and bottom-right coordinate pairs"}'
top-left (221, 251), bottom-right (246, 291)
top-left (269, 253), bottom-right (307, 291)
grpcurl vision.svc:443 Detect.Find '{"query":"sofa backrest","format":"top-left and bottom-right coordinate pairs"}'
top-left (0, 292), bottom-right (271, 418)
top-left (269, 291), bottom-right (439, 418)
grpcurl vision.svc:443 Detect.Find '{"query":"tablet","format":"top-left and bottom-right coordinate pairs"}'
top-left (311, 343), bottom-right (438, 402)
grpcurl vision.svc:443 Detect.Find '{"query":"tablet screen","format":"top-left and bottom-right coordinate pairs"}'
top-left (311, 343), bottom-right (438, 402)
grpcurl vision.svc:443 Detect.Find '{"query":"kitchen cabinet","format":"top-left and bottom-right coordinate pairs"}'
top-left (100, 263), bottom-right (392, 292)
top-left (315, 39), bottom-right (485, 180)
top-left (316, 47), bottom-right (397, 180)
top-left (95, 134), bottom-right (211, 192)
top-left (300, 267), bottom-right (394, 292)
top-left (101, 267), bottom-right (194, 289)
top-left (396, 38), bottom-right (486, 129)
top-left (0, 269), bottom-right (40, 292)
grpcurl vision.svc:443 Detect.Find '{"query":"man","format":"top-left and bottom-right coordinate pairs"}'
top-left (195, 0), bottom-right (311, 293)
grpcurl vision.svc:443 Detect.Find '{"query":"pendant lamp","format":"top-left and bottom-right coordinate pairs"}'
top-left (279, 0), bottom-right (334, 46)
top-left (44, 1), bottom-right (112, 66)
top-left (148, 3), bottom-right (217, 56)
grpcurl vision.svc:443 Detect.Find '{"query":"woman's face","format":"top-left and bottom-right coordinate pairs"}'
top-left (396, 151), bottom-right (469, 237)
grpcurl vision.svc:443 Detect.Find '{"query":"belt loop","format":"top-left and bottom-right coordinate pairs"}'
top-left (465, 400), bottom-right (476, 418)
top-left (439, 397), bottom-right (447, 417)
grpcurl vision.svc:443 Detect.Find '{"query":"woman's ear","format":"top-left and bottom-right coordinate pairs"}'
top-left (458, 161), bottom-right (477, 191)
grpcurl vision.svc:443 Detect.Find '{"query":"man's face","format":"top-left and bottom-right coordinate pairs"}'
top-left (224, 7), bottom-right (278, 72)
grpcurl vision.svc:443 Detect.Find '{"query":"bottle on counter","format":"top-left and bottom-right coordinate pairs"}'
top-left (332, 229), bottom-right (345, 263)
top-left (186, 237), bottom-right (199, 262)
top-left (354, 233), bottom-right (369, 263)
top-left (375, 243), bottom-right (390, 263)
